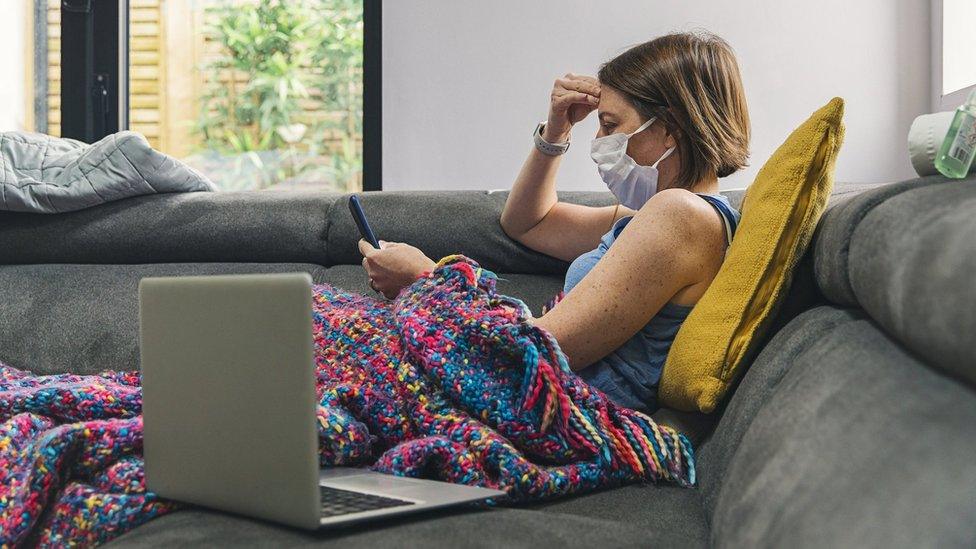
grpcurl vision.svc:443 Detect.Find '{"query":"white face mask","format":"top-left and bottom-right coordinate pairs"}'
top-left (590, 117), bottom-right (675, 210)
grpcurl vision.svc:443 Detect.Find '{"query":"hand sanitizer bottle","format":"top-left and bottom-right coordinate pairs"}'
top-left (935, 89), bottom-right (976, 179)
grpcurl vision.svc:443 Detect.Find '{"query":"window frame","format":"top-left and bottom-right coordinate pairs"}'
top-left (363, 0), bottom-right (382, 191)
top-left (60, 0), bottom-right (129, 142)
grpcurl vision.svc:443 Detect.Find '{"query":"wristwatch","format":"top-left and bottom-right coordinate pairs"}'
top-left (534, 122), bottom-right (570, 156)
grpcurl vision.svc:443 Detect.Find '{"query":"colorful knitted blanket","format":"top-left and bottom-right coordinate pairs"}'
top-left (0, 256), bottom-right (695, 546)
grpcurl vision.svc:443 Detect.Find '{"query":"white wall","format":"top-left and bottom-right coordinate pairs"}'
top-left (0, 0), bottom-right (28, 132)
top-left (382, 0), bottom-right (930, 191)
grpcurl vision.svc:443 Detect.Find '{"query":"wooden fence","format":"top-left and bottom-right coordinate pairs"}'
top-left (39, 0), bottom-right (361, 166)
top-left (44, 0), bottom-right (175, 152)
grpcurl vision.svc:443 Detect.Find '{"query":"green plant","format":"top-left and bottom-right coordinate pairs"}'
top-left (194, 0), bottom-right (363, 190)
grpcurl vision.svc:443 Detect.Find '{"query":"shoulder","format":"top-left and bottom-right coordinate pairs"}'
top-left (650, 187), bottom-right (715, 211)
top-left (622, 189), bottom-right (729, 277)
top-left (630, 189), bottom-right (726, 240)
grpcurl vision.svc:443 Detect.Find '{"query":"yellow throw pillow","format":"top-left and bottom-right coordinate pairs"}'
top-left (658, 97), bottom-right (846, 413)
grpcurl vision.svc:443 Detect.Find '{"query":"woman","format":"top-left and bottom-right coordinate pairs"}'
top-left (358, 31), bottom-right (749, 413)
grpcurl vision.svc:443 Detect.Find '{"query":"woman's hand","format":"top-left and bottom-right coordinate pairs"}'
top-left (545, 73), bottom-right (601, 143)
top-left (358, 239), bottom-right (436, 299)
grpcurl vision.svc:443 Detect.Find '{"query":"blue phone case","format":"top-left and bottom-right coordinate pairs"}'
top-left (348, 195), bottom-right (380, 249)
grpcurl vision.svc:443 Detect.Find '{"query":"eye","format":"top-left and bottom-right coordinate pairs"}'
top-left (600, 122), bottom-right (617, 132)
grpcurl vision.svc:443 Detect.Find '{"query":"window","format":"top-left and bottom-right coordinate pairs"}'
top-left (935, 0), bottom-right (976, 110)
top-left (941, 0), bottom-right (976, 97)
top-left (131, 0), bottom-right (365, 191)
top-left (11, 0), bottom-right (378, 192)
top-left (129, 0), bottom-right (363, 191)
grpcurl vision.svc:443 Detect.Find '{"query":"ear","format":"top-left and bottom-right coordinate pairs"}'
top-left (662, 124), bottom-right (681, 149)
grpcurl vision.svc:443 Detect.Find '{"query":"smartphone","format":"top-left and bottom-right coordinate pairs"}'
top-left (348, 195), bottom-right (380, 249)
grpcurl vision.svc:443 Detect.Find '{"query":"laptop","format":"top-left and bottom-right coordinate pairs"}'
top-left (139, 272), bottom-right (504, 530)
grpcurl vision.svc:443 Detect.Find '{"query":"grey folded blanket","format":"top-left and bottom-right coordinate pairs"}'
top-left (0, 131), bottom-right (215, 213)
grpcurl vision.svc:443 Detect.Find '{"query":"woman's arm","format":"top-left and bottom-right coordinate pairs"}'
top-left (501, 151), bottom-right (632, 262)
top-left (530, 189), bottom-right (720, 370)
top-left (500, 74), bottom-right (634, 262)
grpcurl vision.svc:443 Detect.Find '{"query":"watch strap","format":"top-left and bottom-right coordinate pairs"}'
top-left (534, 122), bottom-right (570, 156)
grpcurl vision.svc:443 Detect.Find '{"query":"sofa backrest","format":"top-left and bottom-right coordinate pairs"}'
top-left (813, 175), bottom-right (976, 383)
top-left (696, 175), bottom-right (976, 547)
top-left (0, 191), bottom-right (338, 266)
top-left (323, 190), bottom-right (618, 274)
top-left (0, 189), bottom-right (618, 273)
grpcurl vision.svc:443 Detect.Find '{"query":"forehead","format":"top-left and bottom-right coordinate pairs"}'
top-left (597, 86), bottom-right (633, 119)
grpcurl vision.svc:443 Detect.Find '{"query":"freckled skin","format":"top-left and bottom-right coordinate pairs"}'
top-left (532, 189), bottom-right (726, 370)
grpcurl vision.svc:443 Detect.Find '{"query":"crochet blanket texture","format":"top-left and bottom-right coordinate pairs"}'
top-left (0, 256), bottom-right (695, 546)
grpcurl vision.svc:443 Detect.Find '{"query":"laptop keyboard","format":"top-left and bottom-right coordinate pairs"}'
top-left (319, 485), bottom-right (415, 517)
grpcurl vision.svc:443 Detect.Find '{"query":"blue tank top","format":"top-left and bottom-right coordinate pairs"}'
top-left (563, 193), bottom-right (741, 413)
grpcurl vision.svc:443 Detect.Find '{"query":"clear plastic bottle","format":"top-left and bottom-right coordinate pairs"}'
top-left (935, 89), bottom-right (976, 179)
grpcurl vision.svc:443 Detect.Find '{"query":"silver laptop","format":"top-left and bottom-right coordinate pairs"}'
top-left (139, 272), bottom-right (504, 530)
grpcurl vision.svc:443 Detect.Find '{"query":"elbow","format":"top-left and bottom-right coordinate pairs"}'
top-left (499, 211), bottom-right (525, 243)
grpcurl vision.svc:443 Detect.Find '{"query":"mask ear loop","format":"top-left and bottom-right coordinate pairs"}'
top-left (610, 203), bottom-right (621, 228)
top-left (630, 115), bottom-right (675, 169)
top-left (627, 117), bottom-right (657, 138)
top-left (651, 145), bottom-right (676, 169)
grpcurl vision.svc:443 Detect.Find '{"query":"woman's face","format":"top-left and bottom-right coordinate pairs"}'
top-left (595, 85), bottom-right (678, 187)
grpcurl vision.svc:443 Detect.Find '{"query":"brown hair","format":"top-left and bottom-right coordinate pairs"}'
top-left (598, 31), bottom-right (751, 188)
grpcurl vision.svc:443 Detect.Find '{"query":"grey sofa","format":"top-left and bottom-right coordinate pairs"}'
top-left (0, 175), bottom-right (973, 547)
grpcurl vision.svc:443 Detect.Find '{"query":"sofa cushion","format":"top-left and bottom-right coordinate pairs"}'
top-left (105, 505), bottom-right (676, 548)
top-left (0, 263), bottom-right (331, 375)
top-left (528, 483), bottom-right (708, 546)
top-left (824, 175), bottom-right (976, 386)
top-left (0, 191), bottom-right (337, 265)
top-left (695, 305), bottom-right (854, 517)
top-left (704, 304), bottom-right (976, 548)
top-left (659, 98), bottom-right (845, 413)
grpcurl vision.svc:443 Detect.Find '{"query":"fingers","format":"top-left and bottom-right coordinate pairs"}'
top-left (552, 91), bottom-right (598, 109)
top-left (565, 72), bottom-right (598, 83)
top-left (556, 75), bottom-right (601, 97)
top-left (551, 74), bottom-right (600, 115)
top-left (360, 241), bottom-right (373, 276)
top-left (367, 276), bottom-right (395, 300)
top-left (358, 238), bottom-right (376, 257)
